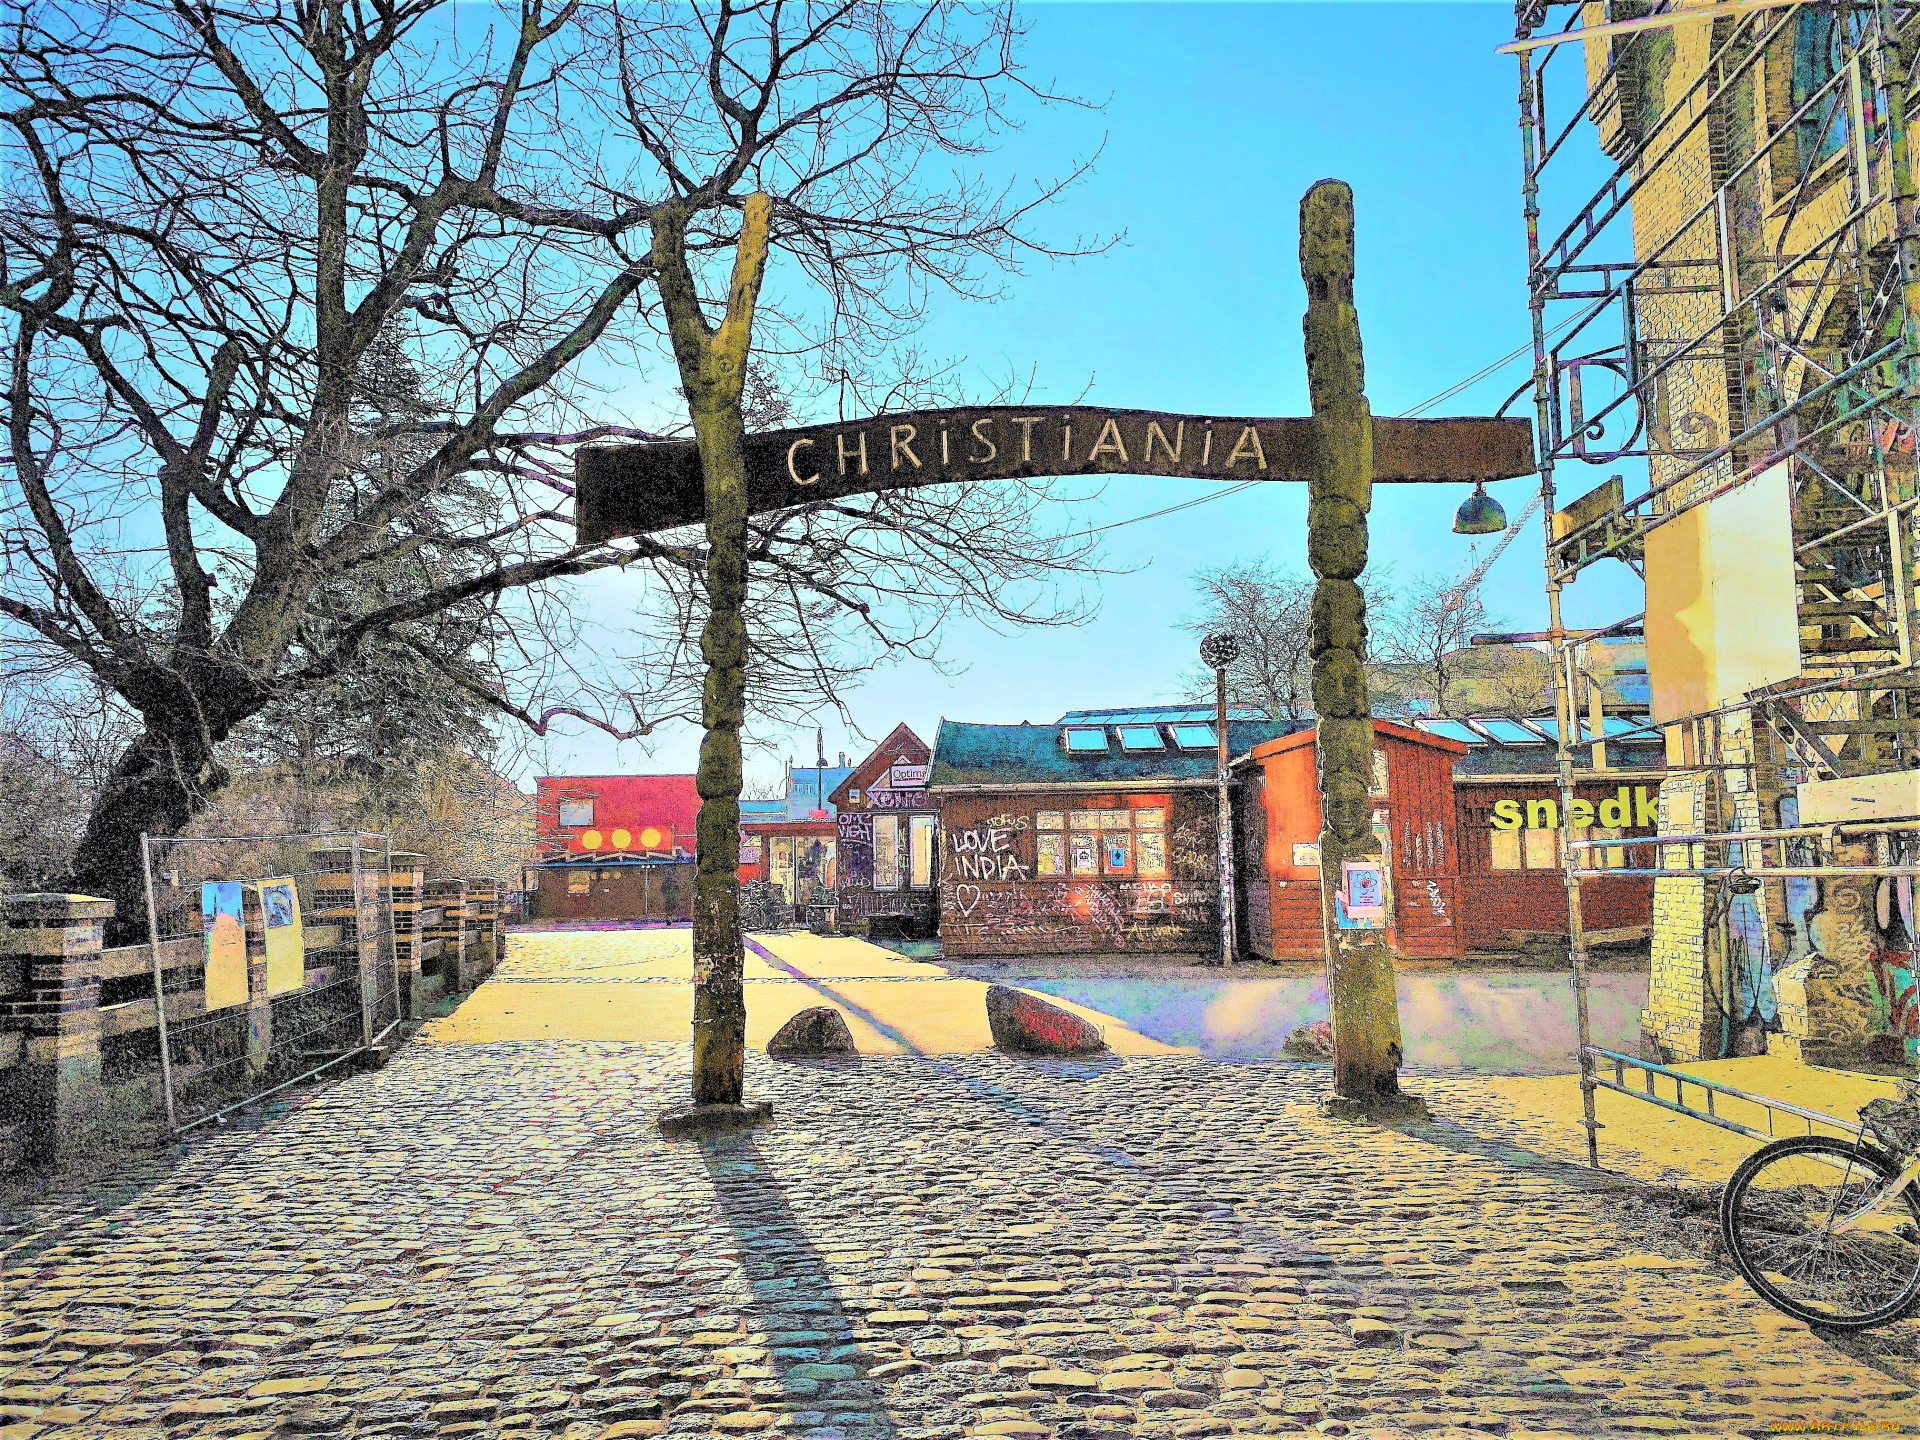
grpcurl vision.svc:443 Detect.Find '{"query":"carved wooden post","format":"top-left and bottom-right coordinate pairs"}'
top-left (1301, 180), bottom-right (1425, 1121)
top-left (652, 193), bottom-right (776, 1130)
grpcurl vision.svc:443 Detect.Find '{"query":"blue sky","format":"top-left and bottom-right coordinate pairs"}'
top-left (516, 2), bottom-right (1644, 789)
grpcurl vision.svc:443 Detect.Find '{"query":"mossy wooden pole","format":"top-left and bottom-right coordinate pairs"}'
top-left (652, 193), bottom-right (773, 1116)
top-left (1300, 180), bottom-right (1425, 1122)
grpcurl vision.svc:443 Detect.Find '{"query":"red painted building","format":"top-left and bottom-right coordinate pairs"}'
top-left (1239, 721), bottom-right (1471, 961)
top-left (1452, 775), bottom-right (1658, 949)
top-left (530, 774), bottom-right (701, 920)
top-left (535, 775), bottom-right (700, 859)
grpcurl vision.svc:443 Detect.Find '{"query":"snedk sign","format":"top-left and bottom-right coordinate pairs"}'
top-left (1489, 785), bottom-right (1658, 831)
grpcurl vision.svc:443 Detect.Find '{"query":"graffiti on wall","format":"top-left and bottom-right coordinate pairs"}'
top-left (944, 878), bottom-right (1215, 949)
top-left (836, 811), bottom-right (875, 888)
top-left (947, 825), bottom-right (1031, 881)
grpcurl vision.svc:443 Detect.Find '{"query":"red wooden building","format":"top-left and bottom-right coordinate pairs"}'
top-left (1452, 775), bottom-right (1657, 949)
top-left (1238, 721), bottom-right (1470, 961)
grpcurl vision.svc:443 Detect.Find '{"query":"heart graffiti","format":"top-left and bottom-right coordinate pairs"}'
top-left (953, 884), bottom-right (983, 917)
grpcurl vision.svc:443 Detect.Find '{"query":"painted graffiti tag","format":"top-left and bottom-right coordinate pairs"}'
top-left (948, 827), bottom-right (1030, 881)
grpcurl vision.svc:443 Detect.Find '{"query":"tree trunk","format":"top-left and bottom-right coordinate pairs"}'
top-left (1300, 179), bottom-right (1420, 1117)
top-left (689, 394), bottom-right (750, 1105)
top-left (70, 728), bottom-right (228, 943)
top-left (649, 194), bottom-right (774, 1109)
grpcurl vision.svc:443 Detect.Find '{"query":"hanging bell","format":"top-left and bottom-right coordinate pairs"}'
top-left (1453, 482), bottom-right (1508, 536)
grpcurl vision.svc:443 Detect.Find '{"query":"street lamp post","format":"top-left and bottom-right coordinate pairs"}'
top-left (1200, 632), bottom-right (1243, 967)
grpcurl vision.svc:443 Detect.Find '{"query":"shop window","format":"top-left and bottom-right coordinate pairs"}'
top-left (558, 799), bottom-right (594, 828)
top-left (1137, 828), bottom-right (1169, 878)
top-left (1069, 828), bottom-right (1099, 876)
top-left (1037, 811), bottom-right (1064, 830)
top-left (1134, 803), bottom-right (1168, 878)
top-left (908, 814), bottom-right (935, 889)
top-left (1104, 829), bottom-right (1133, 875)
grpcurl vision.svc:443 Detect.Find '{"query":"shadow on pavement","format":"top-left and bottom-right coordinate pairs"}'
top-left (693, 1134), bottom-right (902, 1438)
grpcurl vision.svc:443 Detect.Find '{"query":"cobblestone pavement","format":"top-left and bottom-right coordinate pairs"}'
top-left (3, 1043), bottom-right (1919, 1440)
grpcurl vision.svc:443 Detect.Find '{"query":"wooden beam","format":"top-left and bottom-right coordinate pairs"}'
top-left (576, 405), bottom-right (1534, 544)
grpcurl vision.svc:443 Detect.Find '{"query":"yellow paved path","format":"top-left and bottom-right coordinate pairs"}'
top-left (417, 927), bottom-right (1186, 1056)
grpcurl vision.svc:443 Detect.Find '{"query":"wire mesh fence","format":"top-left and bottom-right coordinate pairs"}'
top-left (138, 831), bottom-right (399, 1130)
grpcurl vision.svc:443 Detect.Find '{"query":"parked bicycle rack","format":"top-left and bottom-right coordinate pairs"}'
top-left (1586, 1046), bottom-right (1865, 1148)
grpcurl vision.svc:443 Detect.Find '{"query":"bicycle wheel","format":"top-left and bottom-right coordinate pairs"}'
top-left (1721, 1134), bottom-right (1920, 1329)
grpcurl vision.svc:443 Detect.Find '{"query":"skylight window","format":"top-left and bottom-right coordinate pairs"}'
top-left (1470, 718), bottom-right (1548, 746)
top-left (1417, 720), bottom-right (1484, 746)
top-left (1117, 725), bottom-right (1164, 752)
top-left (1170, 723), bottom-right (1216, 750)
top-left (1063, 727), bottom-right (1110, 754)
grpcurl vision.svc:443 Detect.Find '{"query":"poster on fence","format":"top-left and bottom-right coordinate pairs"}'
top-left (257, 878), bottom-right (305, 996)
top-left (201, 881), bottom-right (249, 1010)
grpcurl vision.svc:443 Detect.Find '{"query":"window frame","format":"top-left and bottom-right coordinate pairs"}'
top-left (557, 798), bottom-right (595, 828)
top-left (908, 814), bottom-right (936, 889)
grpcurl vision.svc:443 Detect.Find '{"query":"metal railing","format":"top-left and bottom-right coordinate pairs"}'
top-left (1587, 1045), bottom-right (1866, 1144)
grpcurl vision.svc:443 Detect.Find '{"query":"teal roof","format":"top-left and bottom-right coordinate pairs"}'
top-left (931, 718), bottom-right (1302, 787)
top-left (1058, 704), bottom-right (1267, 724)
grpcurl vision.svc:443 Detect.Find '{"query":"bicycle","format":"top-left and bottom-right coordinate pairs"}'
top-left (1720, 1079), bottom-right (1920, 1329)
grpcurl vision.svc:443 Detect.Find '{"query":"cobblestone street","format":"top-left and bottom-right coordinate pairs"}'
top-left (1, 932), bottom-right (1915, 1440)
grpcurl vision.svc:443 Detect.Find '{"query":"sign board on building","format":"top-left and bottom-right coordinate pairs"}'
top-left (889, 763), bottom-right (930, 789)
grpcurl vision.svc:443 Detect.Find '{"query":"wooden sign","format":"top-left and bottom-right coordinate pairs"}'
top-left (576, 404), bottom-right (1535, 543)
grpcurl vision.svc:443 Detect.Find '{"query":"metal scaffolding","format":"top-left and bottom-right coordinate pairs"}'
top-left (1511, 0), bottom-right (1920, 1163)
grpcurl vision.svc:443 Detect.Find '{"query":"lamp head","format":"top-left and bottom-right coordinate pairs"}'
top-left (1200, 632), bottom-right (1242, 670)
top-left (1453, 482), bottom-right (1508, 536)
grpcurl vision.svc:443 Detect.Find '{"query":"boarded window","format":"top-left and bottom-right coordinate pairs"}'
top-left (1036, 811), bottom-right (1065, 830)
top-left (874, 816), bottom-right (901, 891)
top-left (1489, 830), bottom-right (1522, 871)
top-left (1104, 830), bottom-right (1133, 875)
top-left (909, 815), bottom-right (935, 889)
top-left (1522, 827), bottom-right (1560, 870)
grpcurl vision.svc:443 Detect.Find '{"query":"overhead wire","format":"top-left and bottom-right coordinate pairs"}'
top-left (1083, 305), bottom-right (1587, 537)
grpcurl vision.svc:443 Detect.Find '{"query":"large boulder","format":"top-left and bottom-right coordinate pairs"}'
top-left (767, 1005), bottom-right (857, 1058)
top-left (985, 985), bottom-right (1108, 1057)
top-left (1282, 1020), bottom-right (1334, 1060)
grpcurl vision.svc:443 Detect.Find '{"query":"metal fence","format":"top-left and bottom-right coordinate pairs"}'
top-left (138, 831), bottom-right (399, 1130)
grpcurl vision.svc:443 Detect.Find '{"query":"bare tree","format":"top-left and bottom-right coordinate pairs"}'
top-left (1180, 556), bottom-right (1390, 720)
top-left (2, 0), bottom-right (1101, 936)
top-left (592, 0), bottom-right (1107, 1107)
top-left (1372, 570), bottom-right (1547, 717)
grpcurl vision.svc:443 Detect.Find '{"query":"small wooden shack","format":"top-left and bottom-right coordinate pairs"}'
top-left (930, 715), bottom-right (1298, 957)
top-left (1238, 720), bottom-right (1470, 961)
